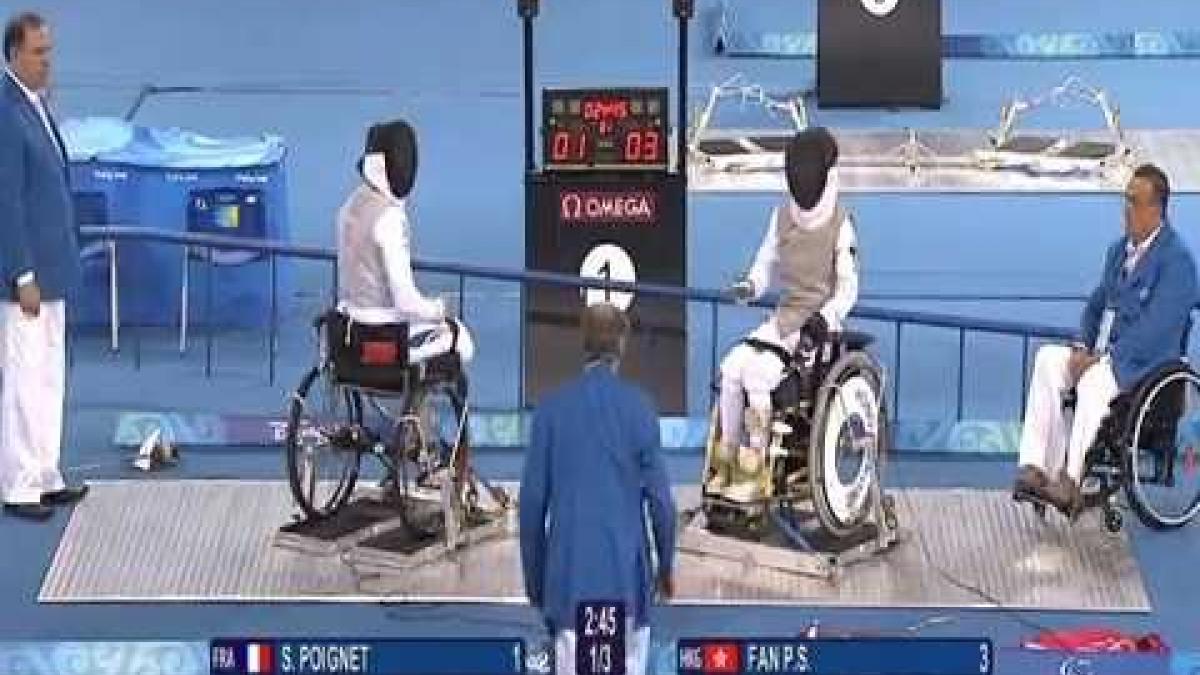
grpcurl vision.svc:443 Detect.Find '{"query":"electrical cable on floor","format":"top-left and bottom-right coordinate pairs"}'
top-left (887, 452), bottom-right (1086, 659)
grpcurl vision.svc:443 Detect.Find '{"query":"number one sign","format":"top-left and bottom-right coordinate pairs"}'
top-left (580, 243), bottom-right (636, 311)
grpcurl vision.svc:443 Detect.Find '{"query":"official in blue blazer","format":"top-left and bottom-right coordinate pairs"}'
top-left (0, 12), bottom-right (85, 521)
top-left (1015, 164), bottom-right (1198, 517)
top-left (519, 303), bottom-right (676, 675)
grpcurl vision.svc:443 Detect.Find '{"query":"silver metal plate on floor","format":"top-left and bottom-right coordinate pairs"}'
top-left (346, 512), bottom-right (511, 573)
top-left (39, 481), bottom-right (1151, 612)
top-left (672, 489), bottom-right (1151, 611)
top-left (688, 128), bottom-right (1200, 194)
top-left (272, 495), bottom-right (414, 557)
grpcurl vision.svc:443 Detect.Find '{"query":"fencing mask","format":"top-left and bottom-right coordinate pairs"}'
top-left (361, 119), bottom-right (418, 200)
top-left (784, 127), bottom-right (838, 210)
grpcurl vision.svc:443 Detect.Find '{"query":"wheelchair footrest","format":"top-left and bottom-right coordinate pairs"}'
top-left (273, 494), bottom-right (418, 556)
top-left (693, 498), bottom-right (895, 580)
top-left (679, 519), bottom-right (838, 580)
top-left (345, 509), bottom-right (508, 573)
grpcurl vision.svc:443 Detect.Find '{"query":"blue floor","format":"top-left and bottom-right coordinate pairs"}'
top-left (4, 342), bottom-right (1199, 675)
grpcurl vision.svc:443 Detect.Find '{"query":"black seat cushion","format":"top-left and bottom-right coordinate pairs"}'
top-left (324, 312), bottom-right (412, 392)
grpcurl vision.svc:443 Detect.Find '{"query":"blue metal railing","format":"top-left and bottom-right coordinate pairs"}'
top-left (78, 226), bottom-right (1084, 421)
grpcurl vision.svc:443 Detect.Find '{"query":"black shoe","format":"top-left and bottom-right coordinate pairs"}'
top-left (41, 485), bottom-right (89, 506)
top-left (1041, 474), bottom-right (1083, 521)
top-left (1012, 465), bottom-right (1049, 501)
top-left (4, 503), bottom-right (54, 521)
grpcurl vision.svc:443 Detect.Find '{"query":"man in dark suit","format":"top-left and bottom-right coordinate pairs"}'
top-left (519, 303), bottom-right (675, 675)
top-left (0, 11), bottom-right (85, 521)
top-left (1014, 164), bottom-right (1197, 517)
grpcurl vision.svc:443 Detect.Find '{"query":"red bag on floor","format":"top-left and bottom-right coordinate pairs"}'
top-left (1023, 628), bottom-right (1169, 655)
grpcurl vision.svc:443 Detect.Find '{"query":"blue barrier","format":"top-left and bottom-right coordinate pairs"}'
top-left (78, 226), bottom-right (1086, 440)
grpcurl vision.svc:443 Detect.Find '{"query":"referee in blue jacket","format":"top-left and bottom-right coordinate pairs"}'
top-left (520, 302), bottom-right (676, 675)
top-left (1015, 164), bottom-right (1198, 517)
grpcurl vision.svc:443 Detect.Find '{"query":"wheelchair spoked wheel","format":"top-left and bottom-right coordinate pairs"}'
top-left (809, 351), bottom-right (886, 539)
top-left (285, 366), bottom-right (364, 521)
top-left (1125, 365), bottom-right (1200, 530)
top-left (385, 377), bottom-right (472, 537)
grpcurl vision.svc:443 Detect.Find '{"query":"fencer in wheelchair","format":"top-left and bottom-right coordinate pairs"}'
top-left (1013, 164), bottom-right (1200, 532)
top-left (704, 128), bottom-right (892, 541)
top-left (285, 119), bottom-right (498, 525)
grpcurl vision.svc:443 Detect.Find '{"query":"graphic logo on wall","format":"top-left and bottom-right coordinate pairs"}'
top-left (860, 0), bottom-right (900, 17)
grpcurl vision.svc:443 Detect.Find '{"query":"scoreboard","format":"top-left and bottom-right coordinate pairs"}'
top-left (543, 88), bottom-right (669, 171)
top-left (525, 87), bottom-right (686, 413)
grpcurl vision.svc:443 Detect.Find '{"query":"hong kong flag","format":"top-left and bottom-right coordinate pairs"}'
top-left (703, 642), bottom-right (741, 674)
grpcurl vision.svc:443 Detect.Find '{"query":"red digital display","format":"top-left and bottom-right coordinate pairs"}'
top-left (543, 87), bottom-right (668, 170)
top-left (583, 98), bottom-right (629, 134)
top-left (548, 129), bottom-right (660, 164)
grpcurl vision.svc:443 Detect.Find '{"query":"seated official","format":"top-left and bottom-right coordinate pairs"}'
top-left (335, 118), bottom-right (474, 366)
top-left (1015, 164), bottom-right (1198, 517)
top-left (519, 303), bottom-right (675, 675)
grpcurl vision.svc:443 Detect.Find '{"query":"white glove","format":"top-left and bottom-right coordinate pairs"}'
top-left (729, 279), bottom-right (755, 305)
top-left (427, 296), bottom-right (447, 322)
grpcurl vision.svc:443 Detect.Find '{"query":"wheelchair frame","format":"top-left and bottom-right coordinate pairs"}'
top-left (691, 331), bottom-right (899, 576)
top-left (283, 312), bottom-right (487, 548)
top-left (1021, 359), bottom-right (1200, 533)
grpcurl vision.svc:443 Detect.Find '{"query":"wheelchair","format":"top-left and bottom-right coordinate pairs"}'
top-left (701, 330), bottom-right (897, 545)
top-left (283, 310), bottom-right (497, 537)
top-left (1019, 358), bottom-right (1200, 533)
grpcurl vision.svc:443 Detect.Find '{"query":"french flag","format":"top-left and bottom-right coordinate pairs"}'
top-left (246, 643), bottom-right (273, 674)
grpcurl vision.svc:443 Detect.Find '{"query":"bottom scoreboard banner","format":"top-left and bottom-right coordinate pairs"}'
top-left (674, 638), bottom-right (1175, 675)
top-left (678, 638), bottom-right (993, 675)
top-left (210, 639), bottom-right (526, 675)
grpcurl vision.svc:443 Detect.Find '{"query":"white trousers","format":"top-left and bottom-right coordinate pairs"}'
top-left (719, 319), bottom-right (797, 452)
top-left (555, 621), bottom-right (651, 675)
top-left (1018, 344), bottom-right (1120, 483)
top-left (0, 301), bottom-right (67, 505)
top-left (408, 318), bottom-right (475, 364)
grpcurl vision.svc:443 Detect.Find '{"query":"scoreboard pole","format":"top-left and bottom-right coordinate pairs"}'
top-left (518, 0), bottom-right (538, 409)
top-left (519, 0), bottom-right (537, 175)
top-left (674, 0), bottom-right (692, 187)
top-left (517, 0), bottom-right (694, 414)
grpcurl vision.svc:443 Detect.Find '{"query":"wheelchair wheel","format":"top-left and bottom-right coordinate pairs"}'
top-left (1124, 365), bottom-right (1200, 530)
top-left (285, 366), bottom-right (364, 520)
top-left (809, 351), bottom-right (886, 539)
top-left (385, 375), bottom-right (470, 524)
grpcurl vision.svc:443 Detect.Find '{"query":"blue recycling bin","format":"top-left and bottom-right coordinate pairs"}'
top-left (69, 160), bottom-right (142, 327)
top-left (63, 117), bottom-right (288, 329)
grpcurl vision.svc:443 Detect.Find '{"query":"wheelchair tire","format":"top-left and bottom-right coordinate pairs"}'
top-left (285, 366), bottom-right (364, 521)
top-left (1124, 364), bottom-right (1200, 530)
top-left (384, 376), bottom-right (471, 535)
top-left (809, 350), bottom-right (887, 539)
